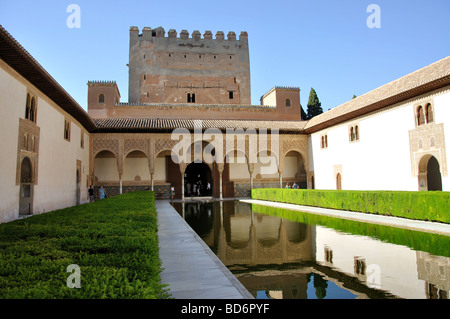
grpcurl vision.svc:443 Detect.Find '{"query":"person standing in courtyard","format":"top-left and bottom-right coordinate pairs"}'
top-left (99, 185), bottom-right (105, 200)
top-left (88, 185), bottom-right (95, 202)
top-left (170, 184), bottom-right (175, 200)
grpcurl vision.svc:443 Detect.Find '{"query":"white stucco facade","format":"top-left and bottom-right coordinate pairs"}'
top-left (0, 59), bottom-right (91, 223)
top-left (309, 87), bottom-right (450, 192)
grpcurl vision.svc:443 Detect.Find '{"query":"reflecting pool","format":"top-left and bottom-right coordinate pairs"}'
top-left (171, 200), bottom-right (450, 299)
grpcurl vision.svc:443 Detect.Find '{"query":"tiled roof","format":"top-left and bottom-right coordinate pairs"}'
top-left (304, 56), bottom-right (450, 133)
top-left (92, 118), bottom-right (307, 133)
top-left (0, 25), bottom-right (96, 131)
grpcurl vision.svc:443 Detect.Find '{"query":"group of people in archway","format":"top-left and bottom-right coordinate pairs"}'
top-left (185, 179), bottom-right (212, 197)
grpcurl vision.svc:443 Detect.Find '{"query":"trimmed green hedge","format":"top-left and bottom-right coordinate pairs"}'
top-left (251, 188), bottom-right (450, 224)
top-left (0, 191), bottom-right (171, 299)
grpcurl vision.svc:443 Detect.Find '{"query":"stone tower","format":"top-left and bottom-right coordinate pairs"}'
top-left (128, 26), bottom-right (251, 105)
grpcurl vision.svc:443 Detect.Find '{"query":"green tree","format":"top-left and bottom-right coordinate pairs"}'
top-left (306, 88), bottom-right (323, 119)
top-left (300, 104), bottom-right (307, 121)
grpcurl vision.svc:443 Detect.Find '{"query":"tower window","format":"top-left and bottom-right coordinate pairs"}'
top-left (285, 98), bottom-right (291, 107)
top-left (187, 93), bottom-right (196, 103)
top-left (98, 94), bottom-right (105, 104)
top-left (229, 91), bottom-right (234, 99)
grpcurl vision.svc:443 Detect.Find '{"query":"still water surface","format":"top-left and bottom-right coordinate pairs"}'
top-left (172, 200), bottom-right (450, 299)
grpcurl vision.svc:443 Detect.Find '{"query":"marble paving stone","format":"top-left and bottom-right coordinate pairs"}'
top-left (155, 200), bottom-right (253, 299)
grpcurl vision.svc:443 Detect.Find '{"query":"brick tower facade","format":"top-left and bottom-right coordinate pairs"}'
top-left (127, 26), bottom-right (251, 105)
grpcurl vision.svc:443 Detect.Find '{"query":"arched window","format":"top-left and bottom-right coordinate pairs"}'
top-left (98, 94), bottom-right (105, 104)
top-left (285, 98), bottom-right (291, 107)
top-left (321, 136), bottom-right (325, 148)
top-left (355, 125), bottom-right (359, 140)
top-left (30, 97), bottom-right (36, 122)
top-left (426, 103), bottom-right (433, 123)
top-left (417, 106), bottom-right (425, 126)
top-left (350, 127), bottom-right (355, 141)
top-left (25, 93), bottom-right (31, 120)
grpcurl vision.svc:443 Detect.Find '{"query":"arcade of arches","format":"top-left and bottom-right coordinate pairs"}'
top-left (90, 133), bottom-right (310, 199)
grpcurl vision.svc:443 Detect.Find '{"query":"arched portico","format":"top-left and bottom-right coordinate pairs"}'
top-left (282, 150), bottom-right (307, 189)
top-left (93, 150), bottom-right (119, 196)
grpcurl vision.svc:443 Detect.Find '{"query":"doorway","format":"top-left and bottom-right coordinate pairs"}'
top-left (185, 162), bottom-right (213, 197)
top-left (19, 157), bottom-right (33, 216)
top-left (418, 155), bottom-right (442, 191)
top-left (426, 156), bottom-right (442, 191)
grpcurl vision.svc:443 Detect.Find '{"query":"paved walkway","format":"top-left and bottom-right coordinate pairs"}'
top-left (156, 200), bottom-right (253, 299)
top-left (241, 199), bottom-right (450, 236)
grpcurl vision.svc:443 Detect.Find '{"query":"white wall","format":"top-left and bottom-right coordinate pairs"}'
top-left (0, 61), bottom-right (91, 223)
top-left (123, 157), bottom-right (151, 181)
top-left (433, 90), bottom-right (450, 190)
top-left (0, 63), bottom-right (23, 222)
top-left (94, 157), bottom-right (119, 182)
top-left (32, 95), bottom-right (91, 214)
top-left (310, 91), bottom-right (450, 191)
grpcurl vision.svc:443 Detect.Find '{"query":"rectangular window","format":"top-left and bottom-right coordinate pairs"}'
top-left (320, 134), bottom-right (328, 149)
top-left (64, 119), bottom-right (71, 141)
top-left (229, 91), bottom-right (234, 99)
top-left (80, 131), bottom-right (84, 149)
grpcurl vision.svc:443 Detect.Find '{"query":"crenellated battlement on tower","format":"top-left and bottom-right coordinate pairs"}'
top-left (130, 26), bottom-right (248, 42)
top-left (128, 25), bottom-right (251, 105)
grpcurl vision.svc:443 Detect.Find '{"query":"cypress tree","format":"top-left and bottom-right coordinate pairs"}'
top-left (300, 104), bottom-right (307, 121)
top-left (306, 88), bottom-right (323, 119)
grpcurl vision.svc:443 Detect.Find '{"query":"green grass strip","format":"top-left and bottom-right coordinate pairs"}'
top-left (0, 191), bottom-right (171, 299)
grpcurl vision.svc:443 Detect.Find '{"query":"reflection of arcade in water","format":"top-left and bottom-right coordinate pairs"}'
top-left (173, 201), bottom-right (450, 299)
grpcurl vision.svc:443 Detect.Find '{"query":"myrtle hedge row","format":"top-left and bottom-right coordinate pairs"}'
top-left (251, 188), bottom-right (450, 224)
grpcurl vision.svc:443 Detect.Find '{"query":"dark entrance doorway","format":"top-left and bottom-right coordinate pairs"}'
top-left (427, 156), bottom-right (442, 191)
top-left (185, 162), bottom-right (213, 197)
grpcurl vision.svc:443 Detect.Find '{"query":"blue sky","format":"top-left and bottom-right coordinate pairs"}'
top-left (1, 0), bottom-right (449, 112)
